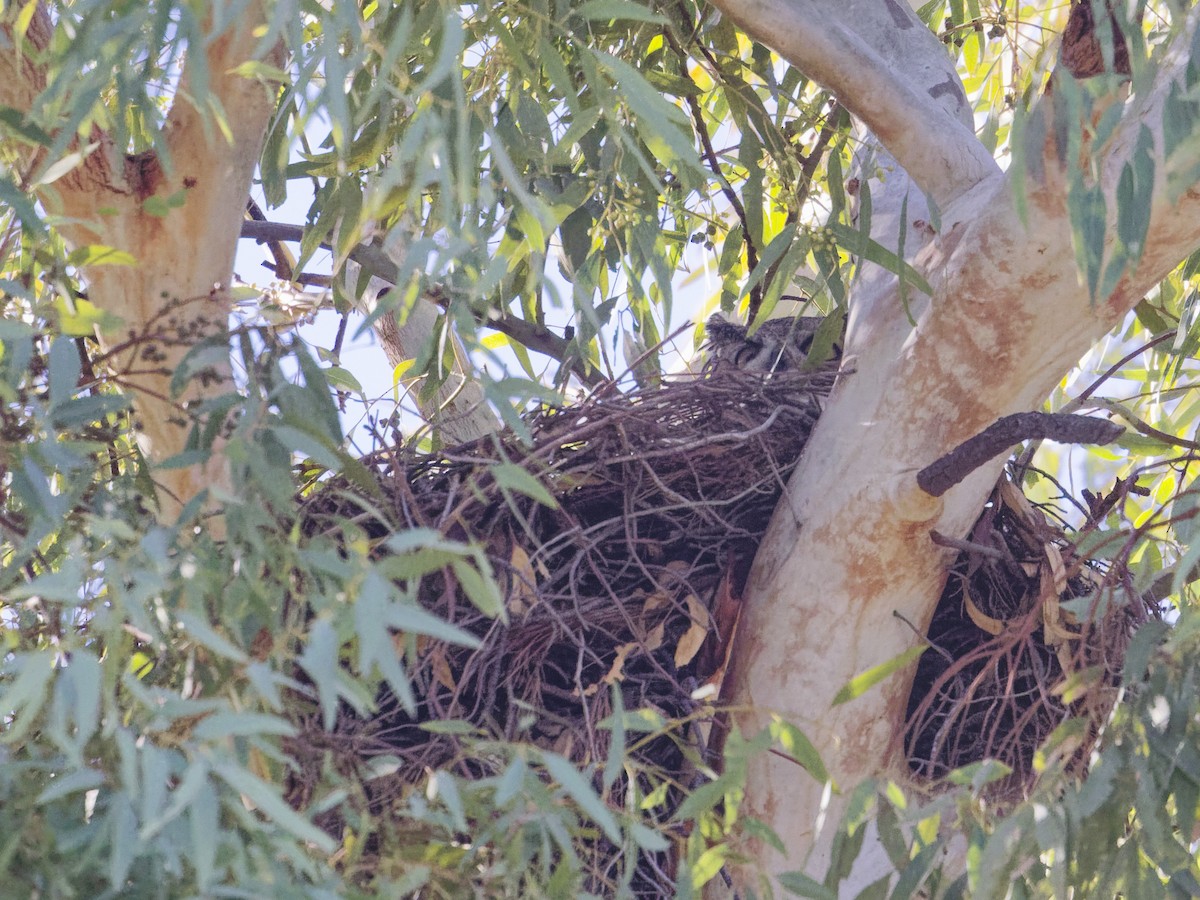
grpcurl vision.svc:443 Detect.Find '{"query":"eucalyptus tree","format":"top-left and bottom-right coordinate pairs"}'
top-left (3, 1), bottom-right (1200, 897)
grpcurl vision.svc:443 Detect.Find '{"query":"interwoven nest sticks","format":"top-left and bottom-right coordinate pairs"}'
top-left (300, 366), bottom-right (833, 775)
top-left (295, 360), bottom-right (1150, 884)
top-left (905, 476), bottom-right (1156, 793)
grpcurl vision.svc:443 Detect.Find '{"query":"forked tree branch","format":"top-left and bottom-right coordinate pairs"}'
top-left (240, 219), bottom-right (603, 388)
top-left (713, 5), bottom-right (1200, 895)
top-left (706, 0), bottom-right (999, 210)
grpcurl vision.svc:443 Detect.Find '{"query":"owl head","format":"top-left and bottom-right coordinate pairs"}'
top-left (703, 314), bottom-right (832, 373)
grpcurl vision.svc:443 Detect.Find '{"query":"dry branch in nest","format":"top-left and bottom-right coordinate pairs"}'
top-left (293, 359), bottom-right (1151, 890)
top-left (905, 476), bottom-right (1158, 798)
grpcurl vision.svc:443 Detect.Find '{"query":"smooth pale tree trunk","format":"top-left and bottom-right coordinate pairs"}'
top-left (702, 1), bottom-right (1200, 893)
top-left (366, 292), bottom-right (500, 445)
top-left (238, 219), bottom-right (501, 444)
top-left (339, 223), bottom-right (499, 445)
top-left (0, 4), bottom-right (281, 523)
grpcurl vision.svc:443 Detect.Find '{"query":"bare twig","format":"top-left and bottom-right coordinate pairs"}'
top-left (665, 25), bottom-right (762, 318)
top-left (918, 412), bottom-right (1125, 497)
top-left (239, 220), bottom-right (603, 386)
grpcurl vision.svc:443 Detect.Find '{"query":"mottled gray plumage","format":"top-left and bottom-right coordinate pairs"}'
top-left (704, 314), bottom-right (828, 373)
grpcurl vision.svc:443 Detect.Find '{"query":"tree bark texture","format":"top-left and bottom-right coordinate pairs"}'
top-left (1, 3), bottom-right (281, 521)
top-left (367, 293), bottom-right (499, 445)
top-left (702, 1), bottom-right (1200, 893)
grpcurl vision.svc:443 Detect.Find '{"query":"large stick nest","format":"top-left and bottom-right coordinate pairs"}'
top-left (905, 476), bottom-right (1158, 795)
top-left (293, 362), bottom-right (1152, 891)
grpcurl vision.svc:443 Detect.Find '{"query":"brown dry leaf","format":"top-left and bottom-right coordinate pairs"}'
top-left (644, 621), bottom-right (666, 652)
top-left (1041, 594), bottom-right (1079, 646)
top-left (1000, 477), bottom-right (1038, 519)
top-left (601, 641), bottom-right (640, 686)
top-left (674, 594), bottom-right (710, 668)
top-left (1055, 640), bottom-right (1077, 675)
top-left (1044, 542), bottom-right (1068, 595)
top-left (642, 588), bottom-right (670, 616)
top-left (701, 568), bottom-right (744, 694)
top-left (429, 646), bottom-right (457, 691)
top-left (248, 746), bottom-right (271, 781)
top-left (507, 542), bottom-right (539, 616)
top-left (553, 729), bottom-right (576, 759)
top-left (964, 589), bottom-right (1004, 635)
top-left (250, 626), bottom-right (273, 660)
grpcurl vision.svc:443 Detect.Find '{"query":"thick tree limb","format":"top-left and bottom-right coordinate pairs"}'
top-left (3, 4), bottom-right (282, 520)
top-left (706, 0), bottom-right (999, 211)
top-left (0, 4), bottom-right (51, 114)
top-left (917, 413), bottom-right (1125, 497)
top-left (715, 6), bottom-right (1200, 895)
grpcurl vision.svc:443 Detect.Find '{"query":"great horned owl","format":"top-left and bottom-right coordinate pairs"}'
top-left (703, 314), bottom-right (829, 373)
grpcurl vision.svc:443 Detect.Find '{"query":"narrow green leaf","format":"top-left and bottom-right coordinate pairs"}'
top-left (193, 712), bottom-right (296, 741)
top-left (387, 596), bottom-right (484, 648)
top-left (542, 752), bottom-right (621, 842)
top-left (827, 221), bottom-right (933, 298)
top-left (770, 720), bottom-right (829, 783)
top-left (742, 224), bottom-right (798, 302)
top-left (35, 767), bottom-right (105, 804)
top-left (300, 617), bottom-right (341, 730)
top-left (56, 652), bottom-right (101, 753)
top-left (832, 644), bottom-right (928, 706)
top-left (0, 173), bottom-right (43, 231)
top-left (0, 652), bottom-right (55, 744)
top-left (108, 794), bottom-right (139, 888)
top-left (140, 762), bottom-right (210, 840)
top-left (47, 336), bottom-right (80, 410)
top-left (690, 845), bottom-right (729, 889)
top-left (603, 685), bottom-right (625, 791)
top-left (778, 869), bottom-right (838, 899)
top-left (175, 612), bottom-right (248, 663)
top-left (671, 774), bottom-right (732, 824)
top-left (189, 781), bottom-right (219, 890)
top-left (271, 424), bottom-right (343, 471)
top-left (889, 840), bottom-right (941, 900)
top-left (324, 365), bottom-right (363, 393)
top-left (215, 763), bottom-right (337, 853)
top-left (495, 756), bottom-right (527, 805)
top-left (576, 0), bottom-right (666, 23)
top-left (630, 822), bottom-right (669, 852)
top-left (594, 51), bottom-right (698, 168)
top-left (67, 245), bottom-right (137, 267)
top-left (492, 462), bottom-right (558, 508)
top-left (450, 558), bottom-right (505, 619)
top-left (418, 719), bottom-right (483, 735)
